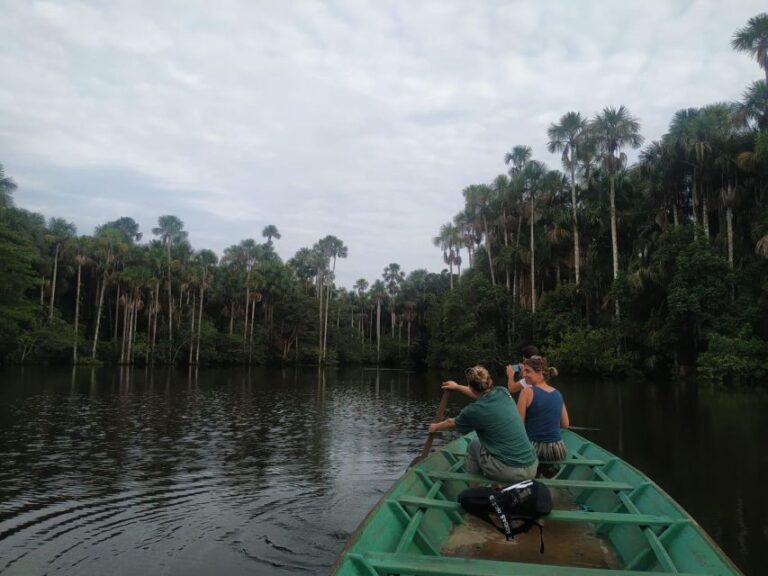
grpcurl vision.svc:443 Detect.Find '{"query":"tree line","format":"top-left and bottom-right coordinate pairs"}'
top-left (1, 14), bottom-right (767, 385)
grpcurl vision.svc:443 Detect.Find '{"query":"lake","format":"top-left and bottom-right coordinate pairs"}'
top-left (0, 367), bottom-right (765, 575)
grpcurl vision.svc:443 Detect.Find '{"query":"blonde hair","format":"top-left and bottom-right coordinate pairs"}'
top-left (523, 355), bottom-right (559, 378)
top-left (465, 365), bottom-right (492, 392)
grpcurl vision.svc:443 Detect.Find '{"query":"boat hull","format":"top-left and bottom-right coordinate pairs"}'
top-left (330, 430), bottom-right (742, 575)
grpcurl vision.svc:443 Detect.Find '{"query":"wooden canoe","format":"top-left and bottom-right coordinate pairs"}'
top-left (330, 430), bottom-right (743, 575)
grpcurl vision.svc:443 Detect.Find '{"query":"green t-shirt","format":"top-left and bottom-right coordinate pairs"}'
top-left (454, 386), bottom-right (537, 468)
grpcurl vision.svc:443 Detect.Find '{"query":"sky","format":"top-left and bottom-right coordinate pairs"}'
top-left (1, 1), bottom-right (766, 287)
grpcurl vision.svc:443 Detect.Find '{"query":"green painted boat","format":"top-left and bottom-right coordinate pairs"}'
top-left (330, 430), bottom-right (743, 575)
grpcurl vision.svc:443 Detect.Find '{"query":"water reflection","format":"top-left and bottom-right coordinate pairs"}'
top-left (0, 367), bottom-right (765, 575)
top-left (0, 366), bottom-right (448, 575)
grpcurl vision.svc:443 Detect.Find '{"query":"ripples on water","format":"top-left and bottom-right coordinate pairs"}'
top-left (0, 367), bottom-right (448, 575)
top-left (1, 367), bottom-right (766, 575)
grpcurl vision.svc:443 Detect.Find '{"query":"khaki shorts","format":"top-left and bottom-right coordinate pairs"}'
top-left (465, 438), bottom-right (538, 484)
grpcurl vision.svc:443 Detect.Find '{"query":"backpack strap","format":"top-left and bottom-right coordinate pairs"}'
top-left (488, 494), bottom-right (545, 553)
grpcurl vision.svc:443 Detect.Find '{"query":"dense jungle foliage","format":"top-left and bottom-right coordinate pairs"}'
top-left (2, 15), bottom-right (768, 386)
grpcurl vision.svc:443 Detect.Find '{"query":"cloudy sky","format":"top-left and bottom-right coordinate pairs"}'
top-left (1, 1), bottom-right (765, 287)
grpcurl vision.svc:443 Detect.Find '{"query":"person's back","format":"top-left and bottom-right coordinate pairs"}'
top-left (517, 356), bottom-right (569, 478)
top-left (433, 366), bottom-right (538, 483)
top-left (524, 385), bottom-right (564, 443)
top-left (456, 386), bottom-right (537, 469)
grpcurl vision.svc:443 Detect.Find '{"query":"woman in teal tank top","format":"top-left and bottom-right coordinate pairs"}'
top-left (517, 356), bottom-right (570, 478)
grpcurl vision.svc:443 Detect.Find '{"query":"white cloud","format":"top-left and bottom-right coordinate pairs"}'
top-left (1, 0), bottom-right (766, 286)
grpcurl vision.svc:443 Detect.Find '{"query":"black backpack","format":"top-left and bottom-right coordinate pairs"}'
top-left (457, 479), bottom-right (552, 553)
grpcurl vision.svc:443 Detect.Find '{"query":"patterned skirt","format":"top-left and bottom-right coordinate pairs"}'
top-left (531, 439), bottom-right (567, 478)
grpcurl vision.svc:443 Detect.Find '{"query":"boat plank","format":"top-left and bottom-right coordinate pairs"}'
top-left (398, 496), bottom-right (684, 526)
top-left (362, 551), bottom-right (702, 576)
top-left (426, 470), bottom-right (633, 491)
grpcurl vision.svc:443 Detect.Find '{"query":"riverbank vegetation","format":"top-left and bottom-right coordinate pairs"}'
top-left (2, 15), bottom-right (768, 386)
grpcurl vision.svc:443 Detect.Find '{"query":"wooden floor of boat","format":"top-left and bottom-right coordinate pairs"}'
top-left (441, 489), bottom-right (621, 569)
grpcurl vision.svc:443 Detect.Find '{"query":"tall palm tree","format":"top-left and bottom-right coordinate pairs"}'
top-left (231, 239), bottom-right (261, 348)
top-left (453, 211), bottom-right (479, 269)
top-left (668, 108), bottom-right (703, 229)
top-left (152, 215), bottom-right (187, 348)
top-left (369, 280), bottom-right (387, 364)
top-left (506, 145), bottom-right (533, 300)
top-left (732, 13), bottom-right (768, 82)
top-left (72, 237), bottom-right (91, 364)
top-left (316, 235), bottom-right (347, 362)
top-left (91, 229), bottom-right (125, 360)
top-left (383, 263), bottom-right (405, 338)
top-left (262, 224), bottom-right (281, 246)
top-left (353, 278), bottom-right (369, 347)
top-left (548, 111), bottom-right (587, 285)
top-left (591, 106), bottom-right (644, 320)
top-left (44, 217), bottom-right (76, 321)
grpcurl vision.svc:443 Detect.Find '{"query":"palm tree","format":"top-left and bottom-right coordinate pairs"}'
top-left (383, 263), bottom-right (405, 338)
top-left (506, 145), bottom-right (533, 300)
top-left (72, 237), bottom-right (91, 364)
top-left (668, 108), bottom-right (703, 229)
top-left (262, 224), bottom-right (281, 246)
top-left (44, 217), bottom-right (76, 321)
top-left (91, 229), bottom-right (125, 359)
top-left (433, 223), bottom-right (460, 289)
top-left (152, 215), bottom-right (187, 348)
top-left (96, 217), bottom-right (142, 244)
top-left (732, 13), bottom-right (768, 82)
top-left (548, 111), bottom-right (587, 285)
top-left (590, 106), bottom-right (644, 319)
top-left (288, 247), bottom-right (317, 293)
top-left (369, 280), bottom-right (387, 364)
top-left (521, 160), bottom-right (547, 312)
top-left (637, 139), bottom-right (680, 227)
top-left (229, 239), bottom-right (261, 349)
top-left (353, 278), bottom-right (369, 348)
top-left (505, 145), bottom-right (532, 177)
top-left (740, 80), bottom-right (768, 130)
top-left (315, 235), bottom-right (346, 363)
top-left (0, 163), bottom-right (18, 210)
top-left (453, 211), bottom-right (478, 269)
top-left (192, 249), bottom-right (218, 365)
top-left (463, 184), bottom-right (497, 285)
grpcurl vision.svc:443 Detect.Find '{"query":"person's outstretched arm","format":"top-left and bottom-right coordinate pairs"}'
top-left (428, 418), bottom-right (456, 433)
top-left (441, 380), bottom-right (474, 399)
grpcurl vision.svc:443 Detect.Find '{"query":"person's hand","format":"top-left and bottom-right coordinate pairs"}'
top-left (441, 380), bottom-right (460, 391)
top-left (428, 423), bottom-right (439, 434)
top-left (505, 364), bottom-right (515, 379)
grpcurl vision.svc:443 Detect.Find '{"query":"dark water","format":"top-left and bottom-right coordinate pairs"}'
top-left (0, 367), bottom-right (765, 575)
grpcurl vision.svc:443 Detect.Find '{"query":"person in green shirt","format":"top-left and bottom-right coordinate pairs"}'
top-left (428, 365), bottom-right (538, 483)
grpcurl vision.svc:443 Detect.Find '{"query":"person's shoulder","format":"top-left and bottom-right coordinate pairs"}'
top-left (520, 385), bottom-right (534, 398)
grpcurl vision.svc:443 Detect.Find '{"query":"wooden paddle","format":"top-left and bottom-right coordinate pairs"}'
top-left (409, 389), bottom-right (451, 468)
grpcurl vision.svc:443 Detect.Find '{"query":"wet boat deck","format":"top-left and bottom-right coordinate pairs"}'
top-left (442, 489), bottom-right (621, 569)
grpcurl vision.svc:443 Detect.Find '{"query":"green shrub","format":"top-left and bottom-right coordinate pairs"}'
top-left (698, 331), bottom-right (768, 386)
top-left (547, 326), bottom-right (632, 375)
